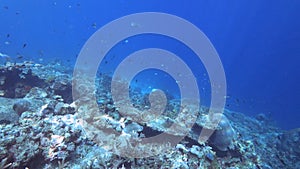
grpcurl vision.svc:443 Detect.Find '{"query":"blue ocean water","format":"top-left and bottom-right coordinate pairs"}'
top-left (0, 0), bottom-right (299, 130)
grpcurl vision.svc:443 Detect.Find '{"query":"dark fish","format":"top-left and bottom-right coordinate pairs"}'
top-left (3, 6), bottom-right (8, 10)
top-left (6, 34), bottom-right (10, 38)
top-left (92, 23), bottom-right (97, 29)
top-left (23, 43), bottom-right (27, 48)
top-left (17, 55), bottom-right (23, 59)
top-left (15, 11), bottom-right (20, 15)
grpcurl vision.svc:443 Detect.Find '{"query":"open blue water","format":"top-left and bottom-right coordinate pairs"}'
top-left (0, 0), bottom-right (299, 129)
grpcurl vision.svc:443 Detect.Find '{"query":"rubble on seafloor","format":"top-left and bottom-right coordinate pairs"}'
top-left (0, 61), bottom-right (299, 169)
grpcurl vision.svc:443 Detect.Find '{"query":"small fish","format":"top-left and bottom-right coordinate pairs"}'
top-left (224, 95), bottom-right (230, 99)
top-left (130, 22), bottom-right (140, 28)
top-left (23, 43), bottom-right (27, 48)
top-left (6, 34), bottom-right (10, 38)
top-left (0, 52), bottom-right (10, 60)
top-left (92, 22), bottom-right (97, 29)
top-left (3, 6), bottom-right (8, 10)
top-left (0, 52), bottom-right (9, 57)
top-left (17, 55), bottom-right (23, 59)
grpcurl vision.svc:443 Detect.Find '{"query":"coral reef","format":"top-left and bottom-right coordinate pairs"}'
top-left (0, 61), bottom-right (298, 169)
